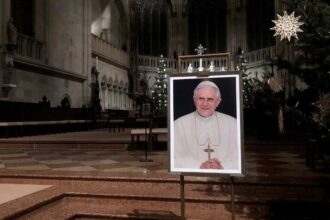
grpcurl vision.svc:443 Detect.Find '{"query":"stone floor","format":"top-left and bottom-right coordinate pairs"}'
top-left (0, 129), bottom-right (327, 178)
top-left (0, 129), bottom-right (329, 219)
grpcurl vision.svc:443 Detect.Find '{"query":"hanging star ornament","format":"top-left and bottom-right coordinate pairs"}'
top-left (270, 11), bottom-right (304, 42)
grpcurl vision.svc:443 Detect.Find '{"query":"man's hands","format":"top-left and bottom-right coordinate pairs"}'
top-left (200, 158), bottom-right (223, 169)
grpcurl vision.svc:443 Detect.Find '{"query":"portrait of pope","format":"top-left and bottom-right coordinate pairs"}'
top-left (170, 75), bottom-right (242, 174)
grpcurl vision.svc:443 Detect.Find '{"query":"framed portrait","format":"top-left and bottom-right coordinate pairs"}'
top-left (168, 72), bottom-right (243, 175)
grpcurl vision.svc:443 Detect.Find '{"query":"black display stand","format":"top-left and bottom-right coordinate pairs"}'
top-left (140, 102), bottom-right (153, 162)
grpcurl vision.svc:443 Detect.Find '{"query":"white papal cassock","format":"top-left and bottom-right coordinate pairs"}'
top-left (174, 111), bottom-right (238, 169)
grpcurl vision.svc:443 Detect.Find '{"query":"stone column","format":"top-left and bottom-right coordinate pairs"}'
top-left (44, 0), bottom-right (50, 64)
top-left (235, 0), bottom-right (247, 53)
top-left (82, 0), bottom-right (92, 107)
top-left (1, 0), bottom-right (11, 45)
top-left (168, 0), bottom-right (187, 58)
top-left (226, 0), bottom-right (237, 70)
top-left (1, 0), bottom-right (17, 99)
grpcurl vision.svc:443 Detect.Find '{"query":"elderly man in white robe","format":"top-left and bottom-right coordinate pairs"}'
top-left (174, 80), bottom-right (238, 170)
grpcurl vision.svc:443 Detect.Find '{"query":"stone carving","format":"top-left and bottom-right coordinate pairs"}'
top-left (7, 18), bottom-right (17, 46)
top-left (208, 61), bottom-right (215, 72)
top-left (187, 63), bottom-right (193, 73)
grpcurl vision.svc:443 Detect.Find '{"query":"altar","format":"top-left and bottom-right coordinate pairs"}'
top-left (177, 44), bottom-right (232, 73)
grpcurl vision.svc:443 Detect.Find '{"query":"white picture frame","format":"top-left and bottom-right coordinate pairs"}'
top-left (168, 72), bottom-right (244, 175)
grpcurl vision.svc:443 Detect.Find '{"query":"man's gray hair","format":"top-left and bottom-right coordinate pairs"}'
top-left (193, 80), bottom-right (221, 98)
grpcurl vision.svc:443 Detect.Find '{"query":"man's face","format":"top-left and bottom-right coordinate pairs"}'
top-left (193, 87), bottom-right (221, 117)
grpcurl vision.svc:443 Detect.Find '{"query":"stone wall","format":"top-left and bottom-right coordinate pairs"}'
top-left (47, 0), bottom-right (85, 74)
top-left (13, 69), bottom-right (83, 108)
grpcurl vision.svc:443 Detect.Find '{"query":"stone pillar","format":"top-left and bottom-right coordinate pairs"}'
top-left (226, 0), bottom-right (237, 70)
top-left (1, 0), bottom-right (11, 45)
top-left (235, 0), bottom-right (247, 53)
top-left (168, 0), bottom-right (187, 58)
top-left (82, 0), bottom-right (92, 107)
top-left (226, 0), bottom-right (248, 70)
top-left (1, 0), bottom-right (17, 99)
top-left (128, 0), bottom-right (143, 97)
top-left (44, 0), bottom-right (50, 64)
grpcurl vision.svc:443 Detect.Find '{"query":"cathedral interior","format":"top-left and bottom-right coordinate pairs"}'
top-left (0, 0), bottom-right (329, 219)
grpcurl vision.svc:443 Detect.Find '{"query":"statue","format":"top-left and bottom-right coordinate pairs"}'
top-left (91, 66), bottom-right (102, 112)
top-left (208, 61), bottom-right (215, 72)
top-left (7, 18), bottom-right (17, 46)
top-left (187, 63), bottom-right (193, 73)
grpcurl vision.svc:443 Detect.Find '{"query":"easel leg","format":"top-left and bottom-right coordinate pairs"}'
top-left (180, 175), bottom-right (185, 219)
top-left (231, 176), bottom-right (235, 220)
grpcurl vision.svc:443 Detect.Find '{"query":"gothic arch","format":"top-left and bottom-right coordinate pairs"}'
top-left (108, 77), bottom-right (113, 90)
top-left (104, 0), bottom-right (128, 48)
top-left (91, 0), bottom-right (129, 47)
top-left (107, 77), bottom-right (114, 108)
top-left (101, 5), bottom-right (111, 30)
top-left (119, 80), bottom-right (124, 93)
top-left (124, 82), bottom-right (128, 93)
top-left (114, 78), bottom-right (119, 91)
top-left (101, 75), bottom-right (107, 91)
top-left (60, 94), bottom-right (71, 108)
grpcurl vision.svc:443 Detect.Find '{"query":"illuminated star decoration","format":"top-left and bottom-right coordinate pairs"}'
top-left (270, 11), bottom-right (304, 42)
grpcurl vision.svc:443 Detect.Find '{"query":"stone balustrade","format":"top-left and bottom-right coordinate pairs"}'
top-left (245, 46), bottom-right (276, 64)
top-left (138, 55), bottom-right (176, 71)
top-left (14, 32), bottom-right (275, 75)
top-left (138, 53), bottom-right (231, 74)
top-left (178, 53), bottom-right (231, 73)
top-left (16, 33), bottom-right (44, 62)
top-left (91, 34), bottom-right (129, 68)
top-left (138, 48), bottom-right (277, 74)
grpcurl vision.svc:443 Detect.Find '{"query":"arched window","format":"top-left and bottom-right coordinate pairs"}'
top-left (100, 5), bottom-right (111, 41)
top-left (138, 0), bottom-right (168, 56)
top-left (246, 0), bottom-right (275, 51)
top-left (187, 0), bottom-right (227, 54)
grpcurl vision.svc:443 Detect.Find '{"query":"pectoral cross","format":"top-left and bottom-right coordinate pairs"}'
top-left (204, 143), bottom-right (214, 160)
